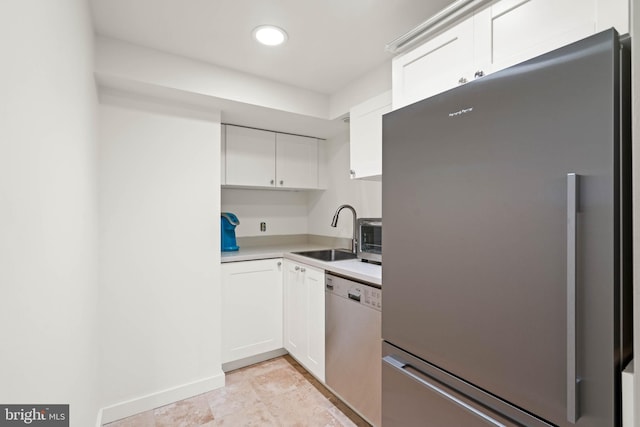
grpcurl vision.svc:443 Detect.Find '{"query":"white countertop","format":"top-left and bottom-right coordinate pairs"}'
top-left (221, 244), bottom-right (382, 286)
top-left (221, 243), bottom-right (327, 262)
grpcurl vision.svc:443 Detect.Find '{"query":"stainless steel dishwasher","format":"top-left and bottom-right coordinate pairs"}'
top-left (325, 272), bottom-right (381, 427)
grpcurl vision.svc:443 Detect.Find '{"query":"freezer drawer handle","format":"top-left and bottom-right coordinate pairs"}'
top-left (567, 173), bottom-right (580, 423)
top-left (382, 355), bottom-right (507, 427)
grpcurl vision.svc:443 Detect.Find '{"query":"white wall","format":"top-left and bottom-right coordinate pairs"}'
top-left (0, 1), bottom-right (99, 426)
top-left (221, 189), bottom-right (308, 237)
top-left (221, 132), bottom-right (381, 241)
top-left (95, 36), bottom-right (329, 120)
top-left (97, 95), bottom-right (223, 423)
top-left (329, 62), bottom-right (392, 120)
top-left (307, 132), bottom-right (382, 238)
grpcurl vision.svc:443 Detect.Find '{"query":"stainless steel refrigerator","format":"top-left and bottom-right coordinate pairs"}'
top-left (381, 29), bottom-right (632, 427)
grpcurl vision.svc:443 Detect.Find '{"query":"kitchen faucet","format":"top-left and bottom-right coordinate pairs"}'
top-left (330, 204), bottom-right (357, 254)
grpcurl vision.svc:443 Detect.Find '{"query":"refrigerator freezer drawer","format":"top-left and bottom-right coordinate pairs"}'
top-left (382, 342), bottom-right (553, 427)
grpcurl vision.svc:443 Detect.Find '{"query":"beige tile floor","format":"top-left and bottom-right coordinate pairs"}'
top-left (104, 355), bottom-right (371, 427)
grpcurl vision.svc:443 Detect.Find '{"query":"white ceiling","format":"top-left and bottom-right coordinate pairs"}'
top-left (89, 0), bottom-right (454, 95)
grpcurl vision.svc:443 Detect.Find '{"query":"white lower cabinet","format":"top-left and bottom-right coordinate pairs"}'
top-left (221, 258), bottom-right (283, 364)
top-left (283, 259), bottom-right (325, 381)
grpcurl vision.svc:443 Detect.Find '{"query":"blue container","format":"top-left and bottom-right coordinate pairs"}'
top-left (221, 212), bottom-right (240, 251)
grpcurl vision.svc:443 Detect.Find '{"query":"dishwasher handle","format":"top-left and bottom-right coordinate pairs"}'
top-left (348, 292), bottom-right (361, 302)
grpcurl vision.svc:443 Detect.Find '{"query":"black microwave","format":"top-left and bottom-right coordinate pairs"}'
top-left (357, 218), bottom-right (382, 264)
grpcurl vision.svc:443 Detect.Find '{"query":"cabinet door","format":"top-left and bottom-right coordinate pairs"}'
top-left (225, 125), bottom-right (276, 187)
top-left (283, 260), bottom-right (325, 381)
top-left (221, 125), bottom-right (226, 185)
top-left (303, 264), bottom-right (325, 382)
top-left (283, 260), bottom-right (307, 361)
top-left (221, 259), bottom-right (283, 363)
top-left (349, 91), bottom-right (392, 180)
top-left (276, 133), bottom-right (318, 189)
top-left (482, 0), bottom-right (597, 74)
top-left (392, 15), bottom-right (475, 110)
top-left (596, 0), bottom-right (628, 34)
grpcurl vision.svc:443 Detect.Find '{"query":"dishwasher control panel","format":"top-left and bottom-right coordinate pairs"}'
top-left (325, 273), bottom-right (381, 311)
top-left (362, 286), bottom-right (382, 310)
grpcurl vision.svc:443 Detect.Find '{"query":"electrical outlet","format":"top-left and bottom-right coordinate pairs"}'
top-left (260, 222), bottom-right (266, 232)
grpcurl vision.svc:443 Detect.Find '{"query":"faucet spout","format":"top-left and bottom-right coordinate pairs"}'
top-left (330, 211), bottom-right (340, 228)
top-left (330, 204), bottom-right (358, 254)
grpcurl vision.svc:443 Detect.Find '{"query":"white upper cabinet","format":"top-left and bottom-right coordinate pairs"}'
top-left (392, 15), bottom-right (476, 110)
top-left (483, 0), bottom-right (598, 74)
top-left (392, 0), bottom-right (628, 110)
top-left (596, 0), bottom-right (629, 34)
top-left (223, 124), bottom-right (322, 190)
top-left (220, 123), bottom-right (227, 185)
top-left (349, 91), bottom-right (392, 180)
top-left (225, 125), bottom-right (276, 187)
top-left (276, 133), bottom-right (319, 189)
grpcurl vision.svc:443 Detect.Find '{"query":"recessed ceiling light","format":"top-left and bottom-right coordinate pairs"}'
top-left (253, 25), bottom-right (288, 46)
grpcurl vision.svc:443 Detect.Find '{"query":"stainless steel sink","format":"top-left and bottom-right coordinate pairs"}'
top-left (293, 249), bottom-right (357, 262)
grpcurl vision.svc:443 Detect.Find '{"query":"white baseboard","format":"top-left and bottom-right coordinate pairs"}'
top-left (222, 348), bottom-right (288, 372)
top-left (98, 370), bottom-right (225, 426)
top-left (95, 408), bottom-right (103, 427)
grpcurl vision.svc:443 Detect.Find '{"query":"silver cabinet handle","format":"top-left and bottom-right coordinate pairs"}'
top-left (350, 169), bottom-right (356, 177)
top-left (474, 70), bottom-right (484, 78)
top-left (277, 261), bottom-right (282, 267)
top-left (567, 173), bottom-right (580, 423)
top-left (270, 179), bottom-right (275, 185)
top-left (383, 355), bottom-right (506, 427)
top-left (294, 266), bottom-right (300, 271)
top-left (458, 77), bottom-right (467, 84)
top-left (280, 180), bottom-right (284, 185)
top-left (300, 267), bottom-right (306, 273)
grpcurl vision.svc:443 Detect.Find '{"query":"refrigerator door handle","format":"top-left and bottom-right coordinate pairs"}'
top-left (567, 173), bottom-right (579, 423)
top-left (382, 355), bottom-right (507, 427)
